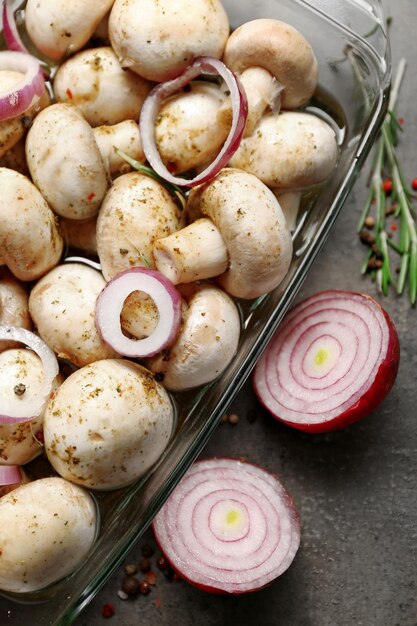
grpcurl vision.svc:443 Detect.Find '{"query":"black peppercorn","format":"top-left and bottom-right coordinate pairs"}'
top-left (139, 558), bottom-right (151, 573)
top-left (122, 576), bottom-right (139, 596)
top-left (156, 556), bottom-right (167, 571)
top-left (139, 580), bottom-right (151, 595)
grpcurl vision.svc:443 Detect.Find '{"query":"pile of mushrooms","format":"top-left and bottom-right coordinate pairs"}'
top-left (0, 0), bottom-right (339, 594)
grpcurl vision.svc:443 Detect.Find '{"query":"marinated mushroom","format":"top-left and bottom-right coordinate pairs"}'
top-left (153, 168), bottom-right (292, 299)
top-left (25, 0), bottom-right (115, 61)
top-left (0, 477), bottom-right (98, 592)
top-left (230, 112), bottom-right (338, 188)
top-left (93, 120), bottom-right (145, 177)
top-left (96, 171), bottom-right (185, 280)
top-left (0, 268), bottom-right (31, 352)
top-left (0, 167), bottom-right (64, 281)
top-left (54, 47), bottom-right (152, 127)
top-left (146, 284), bottom-right (240, 391)
top-left (26, 103), bottom-right (108, 220)
top-left (109, 0), bottom-right (230, 81)
top-left (44, 359), bottom-right (174, 490)
top-left (29, 263), bottom-right (118, 367)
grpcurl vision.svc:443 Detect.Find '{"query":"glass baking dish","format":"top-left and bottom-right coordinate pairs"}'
top-left (0, 0), bottom-right (390, 624)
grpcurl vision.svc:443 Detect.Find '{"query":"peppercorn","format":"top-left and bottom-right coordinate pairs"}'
top-left (124, 563), bottom-right (137, 576)
top-left (364, 216), bottom-right (375, 229)
top-left (141, 544), bottom-right (154, 558)
top-left (382, 178), bottom-right (393, 194)
top-left (220, 413), bottom-right (228, 424)
top-left (156, 556), bottom-right (167, 571)
top-left (374, 250), bottom-right (384, 261)
top-left (412, 178), bottom-right (417, 191)
top-left (139, 557), bottom-right (151, 573)
top-left (228, 413), bottom-right (239, 425)
top-left (13, 383), bottom-right (26, 396)
top-left (385, 205), bottom-right (396, 216)
top-left (145, 571), bottom-right (157, 586)
top-left (154, 372), bottom-right (165, 382)
top-left (139, 580), bottom-right (151, 595)
top-left (101, 603), bottom-right (115, 618)
top-left (359, 229), bottom-right (375, 246)
top-left (367, 258), bottom-right (383, 271)
top-left (122, 576), bottom-right (139, 596)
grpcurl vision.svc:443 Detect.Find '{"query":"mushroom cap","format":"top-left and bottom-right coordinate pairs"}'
top-left (0, 477), bottom-right (97, 592)
top-left (0, 268), bottom-right (31, 352)
top-left (229, 112), bottom-right (338, 189)
top-left (54, 47), bottom-right (152, 127)
top-left (44, 359), bottom-right (174, 490)
top-left (187, 168), bottom-right (293, 299)
top-left (223, 19), bottom-right (318, 110)
top-left (146, 284), bottom-right (240, 391)
top-left (93, 120), bottom-right (145, 177)
top-left (29, 263), bottom-right (118, 367)
top-left (96, 171), bottom-right (185, 280)
top-left (109, 0), bottom-right (230, 82)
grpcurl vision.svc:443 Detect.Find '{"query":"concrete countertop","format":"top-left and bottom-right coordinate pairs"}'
top-left (2, 0), bottom-right (416, 624)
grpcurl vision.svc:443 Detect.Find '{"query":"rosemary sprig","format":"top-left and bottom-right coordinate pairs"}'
top-left (358, 58), bottom-right (417, 305)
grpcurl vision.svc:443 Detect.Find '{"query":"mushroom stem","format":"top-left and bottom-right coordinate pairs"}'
top-left (217, 67), bottom-right (282, 137)
top-left (153, 218), bottom-right (228, 285)
top-left (273, 190), bottom-right (302, 232)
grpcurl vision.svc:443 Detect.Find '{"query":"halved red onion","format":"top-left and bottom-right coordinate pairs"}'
top-left (253, 291), bottom-right (400, 433)
top-left (2, 1), bottom-right (29, 54)
top-left (0, 50), bottom-right (45, 121)
top-left (153, 458), bottom-right (300, 594)
top-left (0, 465), bottom-right (21, 487)
top-left (0, 325), bottom-right (59, 424)
top-left (95, 268), bottom-right (182, 358)
top-left (139, 56), bottom-right (248, 188)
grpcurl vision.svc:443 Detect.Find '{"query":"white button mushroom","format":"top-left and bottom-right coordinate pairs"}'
top-left (146, 284), bottom-right (240, 391)
top-left (96, 171), bottom-right (185, 281)
top-left (93, 120), bottom-right (145, 178)
top-left (44, 359), bottom-right (175, 490)
top-left (272, 190), bottom-right (303, 232)
top-left (0, 349), bottom-right (63, 466)
top-left (154, 81), bottom-right (229, 175)
top-left (229, 112), bottom-right (338, 189)
top-left (60, 216), bottom-right (98, 256)
top-left (154, 168), bottom-right (293, 299)
top-left (218, 19), bottom-right (318, 137)
top-left (109, 0), bottom-right (230, 81)
top-left (26, 103), bottom-right (108, 220)
top-left (0, 477), bottom-right (98, 592)
top-left (25, 0), bottom-right (115, 61)
top-left (0, 268), bottom-right (31, 352)
top-left (0, 167), bottom-right (64, 281)
top-left (54, 47), bottom-right (152, 127)
top-left (29, 263), bottom-right (118, 367)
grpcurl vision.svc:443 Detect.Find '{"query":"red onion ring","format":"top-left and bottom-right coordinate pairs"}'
top-left (139, 56), bottom-right (248, 188)
top-left (153, 458), bottom-right (300, 593)
top-left (0, 325), bottom-right (59, 424)
top-left (0, 465), bottom-right (21, 487)
top-left (2, 1), bottom-right (29, 54)
top-left (95, 268), bottom-right (182, 358)
top-left (253, 291), bottom-right (400, 432)
top-left (0, 50), bottom-right (45, 121)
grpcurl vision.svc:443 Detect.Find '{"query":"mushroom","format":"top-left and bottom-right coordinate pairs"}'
top-left (93, 120), bottom-right (145, 178)
top-left (29, 263), bottom-right (118, 367)
top-left (0, 268), bottom-right (31, 352)
top-left (109, 0), bottom-right (230, 81)
top-left (25, 0), bottom-right (115, 61)
top-left (154, 81), bottom-right (229, 174)
top-left (229, 111), bottom-right (338, 189)
top-left (96, 171), bottom-right (185, 281)
top-left (146, 283), bottom-right (240, 391)
top-left (54, 47), bottom-right (152, 127)
top-left (44, 359), bottom-right (175, 490)
top-left (0, 70), bottom-right (50, 158)
top-left (272, 190), bottom-right (303, 232)
top-left (0, 477), bottom-right (98, 592)
top-left (218, 19), bottom-right (318, 136)
top-left (26, 104), bottom-right (108, 220)
top-left (0, 167), bottom-right (64, 281)
top-left (0, 349), bottom-right (63, 466)
top-left (153, 168), bottom-right (292, 299)
top-left (60, 216), bottom-right (98, 256)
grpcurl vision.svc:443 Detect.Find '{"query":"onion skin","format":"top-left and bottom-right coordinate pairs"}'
top-left (253, 291), bottom-right (400, 433)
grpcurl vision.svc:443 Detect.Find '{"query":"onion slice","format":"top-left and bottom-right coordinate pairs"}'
top-left (139, 56), bottom-right (248, 188)
top-left (153, 458), bottom-right (300, 594)
top-left (0, 50), bottom-right (45, 121)
top-left (95, 268), bottom-right (182, 358)
top-left (2, 1), bottom-right (29, 54)
top-left (0, 465), bottom-right (21, 487)
top-left (253, 290), bottom-right (400, 432)
top-left (0, 325), bottom-right (59, 424)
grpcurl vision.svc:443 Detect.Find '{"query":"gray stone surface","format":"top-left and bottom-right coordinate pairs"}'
top-left (2, 1), bottom-right (416, 625)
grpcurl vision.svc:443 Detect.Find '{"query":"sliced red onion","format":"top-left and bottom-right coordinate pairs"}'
top-left (0, 50), bottom-right (45, 121)
top-left (2, 1), bottom-right (29, 54)
top-left (95, 268), bottom-right (182, 358)
top-left (253, 291), bottom-right (400, 433)
top-left (153, 458), bottom-right (300, 594)
top-left (0, 465), bottom-right (21, 487)
top-left (139, 56), bottom-right (248, 188)
top-left (0, 325), bottom-right (59, 424)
